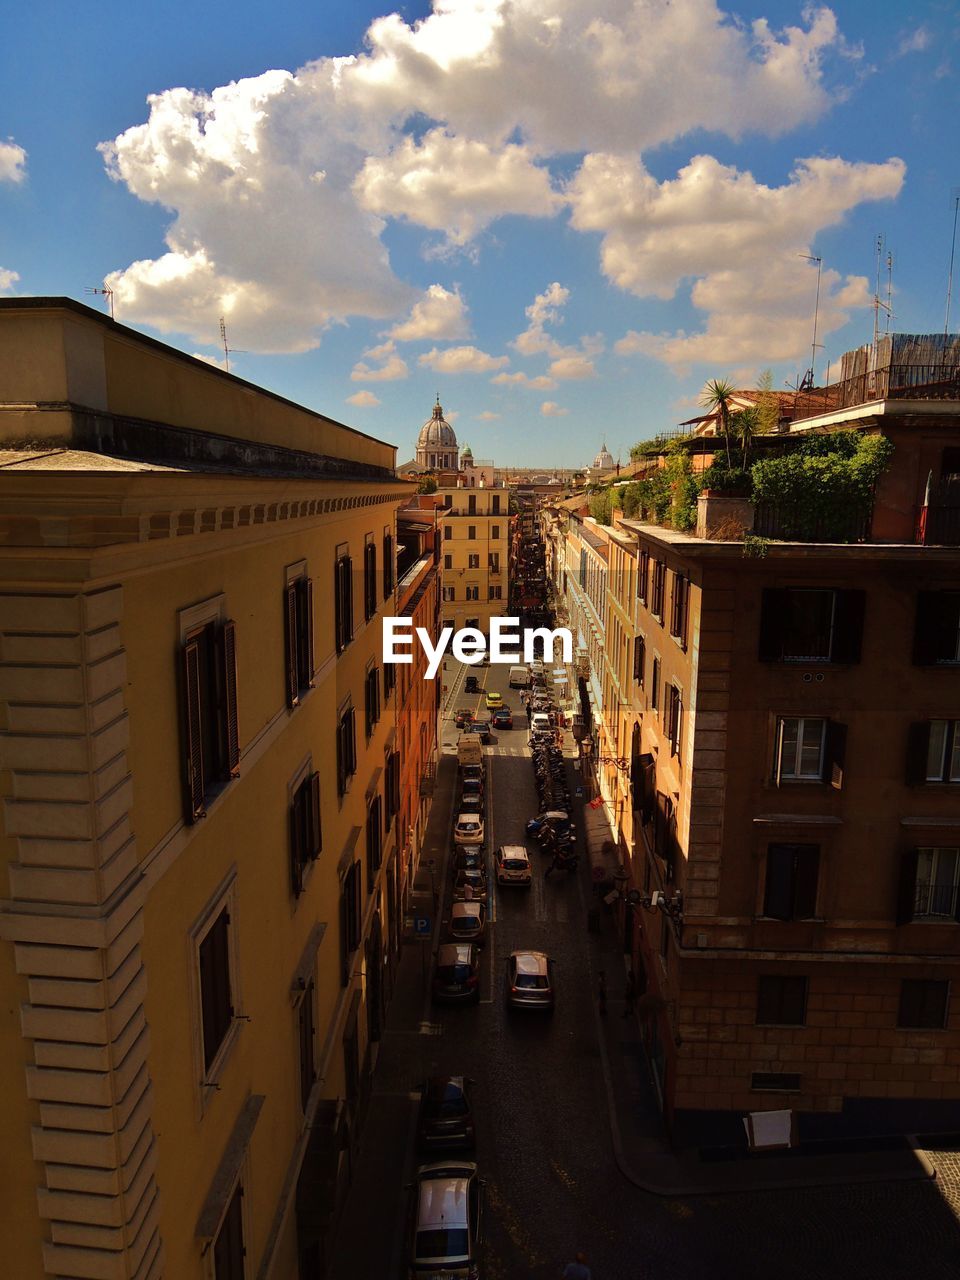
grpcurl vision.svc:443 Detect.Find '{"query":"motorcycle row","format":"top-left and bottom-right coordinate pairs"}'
top-left (527, 738), bottom-right (579, 877)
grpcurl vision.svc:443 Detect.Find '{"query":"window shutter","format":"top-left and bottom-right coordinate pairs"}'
top-left (309, 770), bottom-right (321, 858)
top-left (181, 639), bottom-right (206, 822)
top-left (773, 718), bottom-right (785, 788)
top-left (290, 794), bottom-right (304, 897)
top-left (831, 590), bottom-right (865, 664)
top-left (337, 717), bottom-right (347, 797)
top-left (912, 591), bottom-right (942, 664)
top-left (824, 720), bottom-right (846, 789)
top-left (348, 708), bottom-right (357, 777)
top-left (905, 722), bottom-right (931, 786)
top-left (383, 534), bottom-right (394, 598)
top-left (284, 584), bottom-right (299, 708)
top-left (763, 846), bottom-right (794, 919)
top-left (301, 577), bottom-right (314, 688)
top-left (758, 589), bottom-right (786, 662)
top-left (895, 849), bottom-right (919, 925)
top-left (200, 910), bottom-right (233, 1070)
top-left (221, 620), bottom-right (240, 777)
top-left (340, 880), bottom-right (350, 986)
top-left (794, 846), bottom-right (820, 918)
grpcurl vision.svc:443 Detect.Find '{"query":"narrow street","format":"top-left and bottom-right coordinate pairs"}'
top-left (331, 655), bottom-right (960, 1280)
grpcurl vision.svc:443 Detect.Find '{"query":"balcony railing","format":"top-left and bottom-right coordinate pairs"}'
top-left (791, 362), bottom-right (960, 423)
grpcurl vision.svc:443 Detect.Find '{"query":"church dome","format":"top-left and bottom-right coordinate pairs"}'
top-left (416, 397), bottom-right (458, 452)
top-left (590, 442), bottom-right (615, 470)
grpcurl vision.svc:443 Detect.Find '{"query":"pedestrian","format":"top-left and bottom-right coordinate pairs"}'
top-left (623, 968), bottom-right (637, 1018)
top-left (526, 703), bottom-right (532, 725)
top-left (597, 971), bottom-right (607, 1017)
top-left (562, 1251), bottom-right (592, 1280)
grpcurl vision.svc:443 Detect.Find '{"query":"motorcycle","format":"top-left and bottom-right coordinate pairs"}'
top-left (544, 849), bottom-right (580, 878)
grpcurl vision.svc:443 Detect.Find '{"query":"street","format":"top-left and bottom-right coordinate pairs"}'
top-left (330, 655), bottom-right (960, 1280)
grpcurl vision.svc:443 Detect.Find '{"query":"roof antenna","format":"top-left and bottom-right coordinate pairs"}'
top-left (86, 284), bottom-right (115, 320)
top-left (218, 317), bottom-right (246, 373)
top-left (945, 188), bottom-right (960, 336)
top-left (798, 253), bottom-right (822, 389)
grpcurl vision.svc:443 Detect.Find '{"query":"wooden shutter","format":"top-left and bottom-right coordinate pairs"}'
top-left (773, 718), bottom-right (785, 787)
top-left (758, 589), bottom-right (786, 661)
top-left (220, 621), bottom-right (240, 777)
top-left (831, 590), bottom-right (865, 664)
top-left (308, 771), bottom-right (321, 858)
top-left (334, 559), bottom-right (344, 653)
top-left (633, 636), bottom-right (644, 684)
top-left (824, 720), bottom-right (847, 790)
top-left (905, 722), bottom-right (931, 786)
top-left (213, 1184), bottom-right (245, 1279)
top-left (365, 544), bottom-right (376, 620)
top-left (383, 534), bottom-right (394, 598)
top-left (348, 708), bottom-right (356, 777)
top-left (181, 639), bottom-right (206, 822)
top-left (763, 845), bottom-right (794, 920)
top-left (895, 849), bottom-right (919, 925)
top-left (794, 845), bottom-right (820, 918)
top-left (337, 715), bottom-right (347, 797)
top-left (199, 909), bottom-right (233, 1070)
top-left (301, 578), bottom-right (314, 688)
top-left (290, 792), bottom-right (304, 897)
top-left (284, 584), bottom-right (299, 708)
top-left (298, 982), bottom-right (315, 1112)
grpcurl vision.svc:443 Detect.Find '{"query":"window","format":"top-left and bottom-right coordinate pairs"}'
top-left (364, 542), bottom-right (377, 621)
top-left (897, 979), bottom-right (949, 1029)
top-left (181, 620), bottom-right (240, 822)
top-left (442, 586), bottom-right (456, 602)
top-left (751, 1072), bottom-right (802, 1092)
top-left (488, 553), bottom-right (500, 571)
top-left (492, 496), bottom-right (501, 514)
top-left (763, 844), bottom-right (819, 920)
top-left (491, 525), bottom-right (500, 540)
top-left (638, 548), bottom-right (649, 604)
top-left (489, 586), bottom-right (502, 600)
top-left (383, 532), bottom-right (394, 599)
top-left (385, 749), bottom-right (400, 829)
top-left (334, 553), bottom-right (354, 653)
top-left (444, 554), bottom-right (453, 569)
top-left (468, 495), bottom-right (477, 515)
top-left (213, 1184), bottom-right (245, 1280)
top-left (467, 525), bottom-right (476, 540)
top-left (337, 706), bottom-right (357, 797)
top-left (199, 907), bottom-right (234, 1071)
top-left (633, 635), bottom-right (645, 686)
top-left (913, 591), bottom-right (960, 665)
top-left (298, 980), bottom-right (316, 1112)
top-left (650, 561), bottom-right (665, 620)
top-left (290, 771), bottom-right (321, 897)
top-left (897, 847), bottom-right (960, 922)
top-left (756, 975), bottom-right (807, 1026)
top-left (758, 588), bottom-right (864, 663)
top-left (465, 585), bottom-right (479, 601)
top-left (383, 661), bottom-right (396, 699)
top-left (666, 684), bottom-right (683, 758)
top-left (340, 861), bottom-right (362, 985)
top-left (366, 795), bottom-right (382, 887)
top-left (774, 717), bottom-right (846, 787)
top-left (669, 573), bottom-right (688, 647)
top-left (468, 554), bottom-right (480, 569)
top-left (650, 656), bottom-right (660, 712)
top-left (364, 666), bottom-right (381, 738)
top-left (907, 720), bottom-right (960, 784)
top-left (284, 576), bottom-right (314, 709)
top-left (444, 525), bottom-right (452, 541)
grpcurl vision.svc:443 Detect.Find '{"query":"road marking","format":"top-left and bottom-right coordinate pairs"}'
top-left (418, 1020), bottom-right (443, 1036)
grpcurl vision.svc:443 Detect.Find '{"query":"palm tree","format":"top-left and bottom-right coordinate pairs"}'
top-left (701, 377), bottom-right (735, 467)
top-left (731, 406), bottom-right (760, 469)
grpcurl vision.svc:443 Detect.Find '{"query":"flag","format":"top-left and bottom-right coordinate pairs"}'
top-left (918, 468), bottom-right (933, 544)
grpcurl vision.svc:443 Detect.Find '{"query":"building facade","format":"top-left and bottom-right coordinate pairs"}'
top-left (0, 299), bottom-right (412, 1278)
top-left (437, 484), bottom-right (511, 638)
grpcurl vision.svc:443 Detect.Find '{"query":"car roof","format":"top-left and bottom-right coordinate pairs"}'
top-left (423, 1075), bottom-right (466, 1100)
top-left (498, 845), bottom-right (529, 859)
top-left (417, 1172), bottom-right (471, 1232)
top-left (438, 942), bottom-right (475, 964)
top-left (512, 950), bottom-right (548, 974)
top-left (456, 813), bottom-right (481, 823)
top-left (451, 901), bottom-right (483, 919)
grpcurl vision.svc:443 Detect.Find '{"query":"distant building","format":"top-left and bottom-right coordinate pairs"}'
top-left (586, 442), bottom-right (616, 481)
top-left (414, 396), bottom-right (459, 472)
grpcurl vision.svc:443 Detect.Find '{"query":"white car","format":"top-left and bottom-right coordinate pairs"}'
top-left (448, 900), bottom-right (487, 943)
top-left (495, 845), bottom-right (532, 887)
top-left (408, 1160), bottom-right (484, 1278)
top-left (529, 712), bottom-right (552, 737)
top-left (454, 813), bottom-right (485, 846)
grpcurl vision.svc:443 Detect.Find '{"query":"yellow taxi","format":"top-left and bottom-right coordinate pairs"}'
top-left (485, 690), bottom-right (503, 710)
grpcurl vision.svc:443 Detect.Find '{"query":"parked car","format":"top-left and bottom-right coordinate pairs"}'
top-left (460, 763), bottom-right (485, 785)
top-left (407, 1160), bottom-right (484, 1280)
top-left (460, 777), bottom-right (484, 805)
top-left (452, 847), bottom-right (485, 877)
top-left (448, 901), bottom-right (487, 944)
top-left (506, 950), bottom-right (555, 1011)
top-left (471, 719), bottom-right (492, 744)
top-left (464, 674), bottom-right (480, 693)
top-left (454, 814), bottom-right (485, 846)
top-left (454, 708), bottom-right (475, 728)
top-left (485, 690), bottom-right (503, 710)
top-left (417, 1077), bottom-right (476, 1153)
top-left (453, 868), bottom-right (488, 902)
top-left (495, 845), bottom-right (532, 886)
top-left (458, 793), bottom-right (484, 816)
top-left (492, 707), bottom-right (513, 730)
top-left (432, 943), bottom-right (481, 1003)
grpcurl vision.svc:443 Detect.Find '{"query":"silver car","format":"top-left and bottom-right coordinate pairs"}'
top-left (408, 1160), bottom-right (484, 1279)
top-left (506, 950), bottom-right (555, 1011)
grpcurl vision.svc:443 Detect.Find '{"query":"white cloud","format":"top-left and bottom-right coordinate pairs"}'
top-left (515, 282), bottom-right (570, 357)
top-left (0, 140), bottom-right (26, 183)
top-left (476, 410), bottom-right (500, 420)
top-left (190, 350), bottom-right (227, 368)
top-left (573, 152), bottom-right (905, 369)
top-left (491, 370), bottom-right (556, 390)
top-left (0, 267), bottom-right (19, 293)
top-left (347, 390), bottom-right (382, 407)
top-left (98, 2), bottom-right (856, 351)
top-left (549, 354), bottom-right (596, 380)
top-left (355, 129), bottom-right (561, 246)
top-left (389, 284), bottom-right (470, 342)
top-left (419, 345), bottom-right (509, 374)
top-left (540, 401), bottom-right (569, 417)
top-left (351, 340), bottom-right (409, 381)
top-left (896, 27), bottom-right (930, 56)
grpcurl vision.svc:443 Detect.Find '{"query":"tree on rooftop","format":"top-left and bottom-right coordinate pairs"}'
top-left (756, 368), bottom-right (779, 436)
top-left (731, 406), bottom-right (761, 469)
top-left (417, 475), bottom-right (438, 493)
top-left (701, 378), bottom-right (735, 467)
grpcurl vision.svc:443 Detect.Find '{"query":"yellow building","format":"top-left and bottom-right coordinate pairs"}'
top-left (0, 299), bottom-right (412, 1279)
top-left (437, 484), bottom-right (511, 636)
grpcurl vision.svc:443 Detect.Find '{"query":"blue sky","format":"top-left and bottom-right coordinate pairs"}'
top-left (1, 1), bottom-right (957, 466)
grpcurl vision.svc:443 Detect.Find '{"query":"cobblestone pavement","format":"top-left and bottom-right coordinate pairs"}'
top-left (331, 657), bottom-right (960, 1280)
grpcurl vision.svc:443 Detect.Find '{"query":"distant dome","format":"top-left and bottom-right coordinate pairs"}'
top-left (590, 442), bottom-right (615, 471)
top-left (417, 397), bottom-right (458, 451)
top-left (461, 444), bottom-right (473, 459)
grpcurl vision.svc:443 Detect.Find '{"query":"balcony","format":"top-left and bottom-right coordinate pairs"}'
top-left (791, 360), bottom-right (960, 423)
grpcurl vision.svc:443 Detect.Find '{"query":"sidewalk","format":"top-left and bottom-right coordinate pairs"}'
top-left (577, 803), bottom-right (938, 1196)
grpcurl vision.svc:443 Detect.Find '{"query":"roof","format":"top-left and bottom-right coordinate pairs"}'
top-left (513, 950), bottom-right (548, 974)
top-left (437, 943), bottom-right (474, 964)
top-left (417, 1171), bottom-right (471, 1234)
top-left (416, 397), bottom-right (458, 450)
top-left (451, 902), bottom-right (483, 919)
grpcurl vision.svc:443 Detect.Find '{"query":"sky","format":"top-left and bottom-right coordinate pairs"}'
top-left (1, 0), bottom-right (957, 467)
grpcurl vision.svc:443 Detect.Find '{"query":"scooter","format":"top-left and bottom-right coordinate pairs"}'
top-left (544, 849), bottom-right (580, 878)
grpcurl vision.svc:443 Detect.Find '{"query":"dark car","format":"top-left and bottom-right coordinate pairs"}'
top-left (471, 719), bottom-right (492, 743)
top-left (433, 942), bottom-right (481, 1003)
top-left (452, 847), bottom-right (485, 876)
top-left (460, 777), bottom-right (484, 803)
top-left (460, 764), bottom-right (484, 786)
top-left (453, 868), bottom-right (488, 902)
top-left (417, 1077), bottom-right (476, 1153)
top-left (454, 708), bottom-right (475, 729)
top-left (459, 793), bottom-right (484, 816)
top-left (464, 674), bottom-right (480, 693)
top-left (492, 707), bottom-right (513, 730)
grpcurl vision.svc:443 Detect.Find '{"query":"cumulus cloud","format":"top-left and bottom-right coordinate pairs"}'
top-left (190, 350), bottom-right (228, 368)
top-left (351, 339), bottom-right (409, 381)
top-left (513, 281), bottom-right (602, 377)
top-left (98, 1), bottom-right (856, 351)
top-left (476, 410), bottom-right (501, 420)
top-left (0, 140), bottom-right (26, 183)
top-left (0, 267), bottom-right (20, 292)
top-left (419, 345), bottom-right (509, 373)
top-left (347, 390), bottom-right (382, 407)
top-left (540, 401), bottom-right (569, 416)
top-left (576, 152), bottom-right (905, 369)
top-left (490, 371), bottom-right (556, 390)
top-left (896, 27), bottom-right (931, 56)
top-left (389, 284), bottom-right (470, 342)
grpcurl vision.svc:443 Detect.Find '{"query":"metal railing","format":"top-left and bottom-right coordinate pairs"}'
top-left (792, 362), bottom-right (960, 422)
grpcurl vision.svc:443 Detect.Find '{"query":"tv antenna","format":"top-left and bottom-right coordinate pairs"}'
top-left (218, 316), bottom-right (246, 373)
top-left (945, 188), bottom-right (960, 336)
top-left (872, 234), bottom-right (893, 354)
top-left (798, 253), bottom-right (823, 387)
top-left (86, 284), bottom-right (115, 320)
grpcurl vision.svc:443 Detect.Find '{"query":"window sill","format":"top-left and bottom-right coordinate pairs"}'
top-left (754, 915), bottom-right (824, 924)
